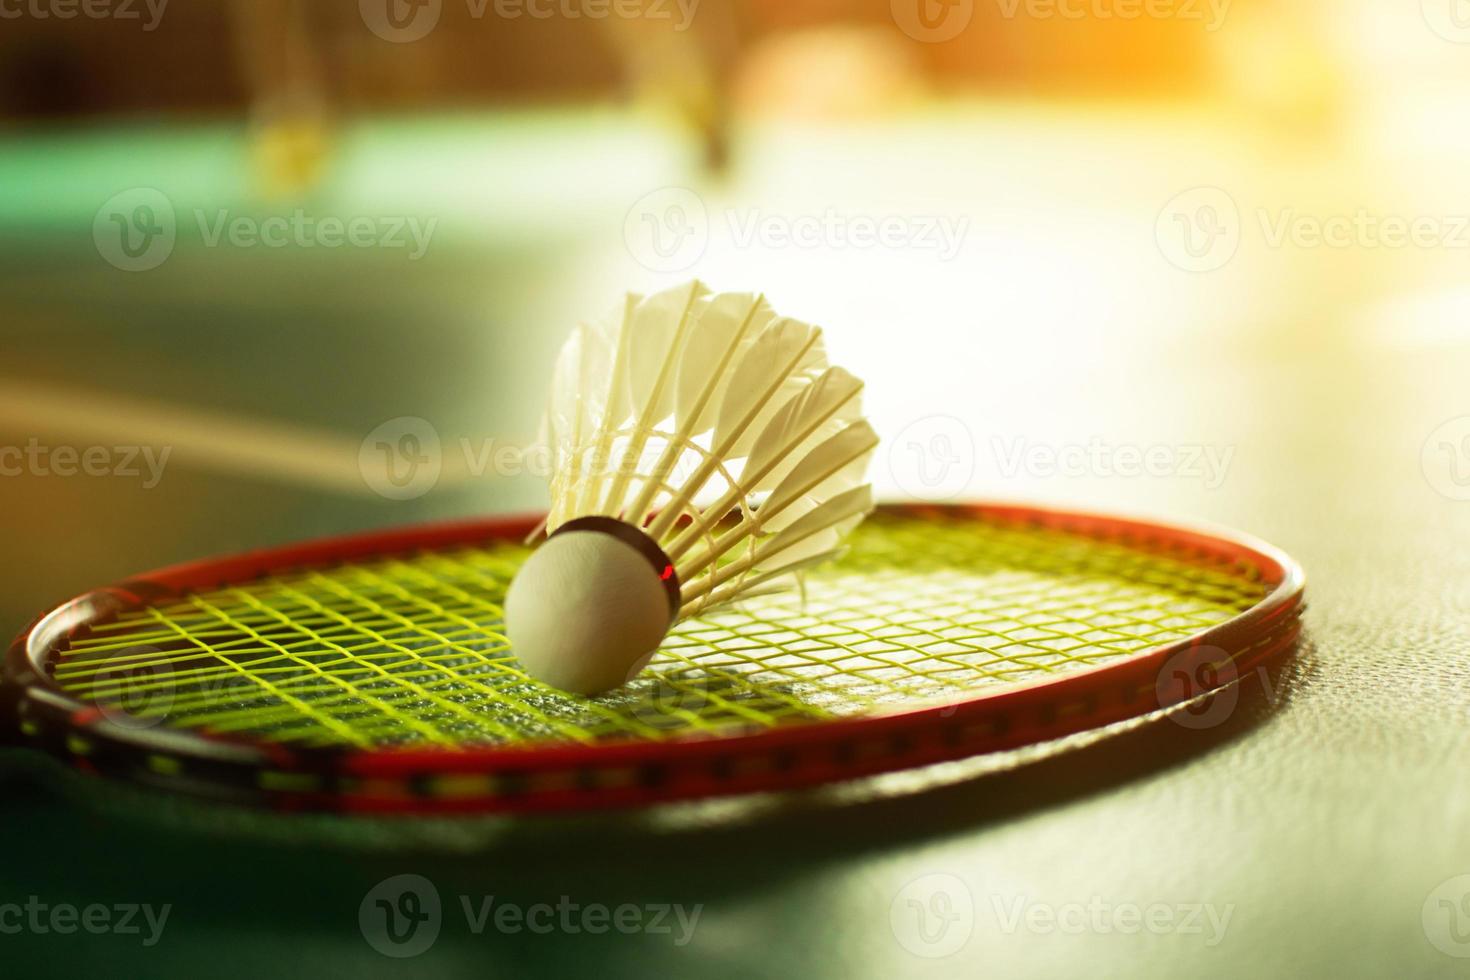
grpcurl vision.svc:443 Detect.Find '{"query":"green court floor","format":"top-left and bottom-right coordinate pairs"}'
top-left (2, 107), bottom-right (1468, 978)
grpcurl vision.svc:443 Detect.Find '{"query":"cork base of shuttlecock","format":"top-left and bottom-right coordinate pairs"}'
top-left (504, 519), bottom-right (681, 696)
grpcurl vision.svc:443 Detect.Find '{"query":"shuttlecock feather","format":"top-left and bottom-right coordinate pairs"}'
top-left (505, 280), bottom-right (877, 694)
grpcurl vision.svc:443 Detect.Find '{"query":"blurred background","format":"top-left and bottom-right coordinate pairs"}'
top-left (2, 0), bottom-right (1468, 624)
top-left (4, 2), bottom-right (1470, 976)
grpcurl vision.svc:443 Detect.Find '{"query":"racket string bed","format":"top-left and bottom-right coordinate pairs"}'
top-left (52, 513), bottom-right (1268, 751)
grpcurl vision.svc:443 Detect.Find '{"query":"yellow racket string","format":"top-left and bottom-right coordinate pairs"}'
top-left (51, 513), bottom-right (1267, 749)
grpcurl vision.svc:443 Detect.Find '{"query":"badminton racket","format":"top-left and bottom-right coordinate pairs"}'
top-left (2, 501), bottom-right (1305, 814)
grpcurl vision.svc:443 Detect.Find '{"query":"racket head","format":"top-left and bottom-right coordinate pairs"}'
top-left (4, 502), bottom-right (1305, 814)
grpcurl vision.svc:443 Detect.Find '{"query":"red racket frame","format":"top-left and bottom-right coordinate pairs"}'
top-left (3, 503), bottom-right (1305, 814)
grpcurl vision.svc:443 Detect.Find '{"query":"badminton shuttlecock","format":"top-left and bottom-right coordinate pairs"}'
top-left (505, 280), bottom-right (877, 695)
